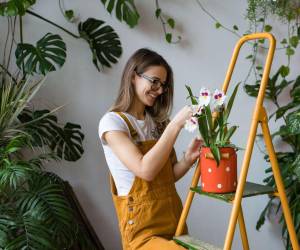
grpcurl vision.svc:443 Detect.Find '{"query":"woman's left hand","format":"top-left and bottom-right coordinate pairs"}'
top-left (184, 137), bottom-right (204, 166)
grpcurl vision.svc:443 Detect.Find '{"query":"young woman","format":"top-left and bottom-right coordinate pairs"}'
top-left (99, 48), bottom-right (203, 250)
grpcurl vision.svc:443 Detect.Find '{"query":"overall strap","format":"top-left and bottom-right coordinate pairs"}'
top-left (115, 112), bottom-right (139, 140)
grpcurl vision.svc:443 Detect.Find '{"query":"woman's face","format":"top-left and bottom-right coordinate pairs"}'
top-left (132, 65), bottom-right (167, 107)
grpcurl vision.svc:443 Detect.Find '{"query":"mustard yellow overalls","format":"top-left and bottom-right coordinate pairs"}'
top-left (110, 112), bottom-right (187, 250)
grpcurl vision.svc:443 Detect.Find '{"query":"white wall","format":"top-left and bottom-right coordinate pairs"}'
top-left (2, 0), bottom-right (299, 249)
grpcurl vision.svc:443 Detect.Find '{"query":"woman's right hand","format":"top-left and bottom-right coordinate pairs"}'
top-left (170, 105), bottom-right (193, 129)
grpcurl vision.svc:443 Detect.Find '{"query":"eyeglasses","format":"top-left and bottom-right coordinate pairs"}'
top-left (136, 72), bottom-right (169, 93)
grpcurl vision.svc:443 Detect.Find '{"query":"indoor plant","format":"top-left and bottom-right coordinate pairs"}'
top-left (185, 83), bottom-right (240, 193)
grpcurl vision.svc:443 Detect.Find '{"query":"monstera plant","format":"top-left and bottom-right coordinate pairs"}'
top-left (0, 0), bottom-right (125, 75)
top-left (0, 0), bottom-right (123, 248)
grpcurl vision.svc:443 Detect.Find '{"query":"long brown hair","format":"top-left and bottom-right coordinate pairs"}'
top-left (110, 48), bottom-right (174, 124)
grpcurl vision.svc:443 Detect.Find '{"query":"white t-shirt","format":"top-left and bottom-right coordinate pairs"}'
top-left (98, 111), bottom-right (159, 196)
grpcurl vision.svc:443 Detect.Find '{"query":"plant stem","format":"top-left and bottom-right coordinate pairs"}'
top-left (155, 0), bottom-right (180, 44)
top-left (0, 63), bottom-right (17, 84)
top-left (6, 17), bottom-right (17, 72)
top-left (19, 15), bottom-right (26, 78)
top-left (26, 10), bottom-right (80, 39)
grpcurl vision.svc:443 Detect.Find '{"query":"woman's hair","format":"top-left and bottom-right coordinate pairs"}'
top-left (110, 48), bottom-right (174, 124)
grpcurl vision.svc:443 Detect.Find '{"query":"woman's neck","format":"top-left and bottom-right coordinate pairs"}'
top-left (127, 99), bottom-right (146, 120)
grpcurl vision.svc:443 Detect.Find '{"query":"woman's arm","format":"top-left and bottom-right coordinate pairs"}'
top-left (173, 138), bottom-right (203, 182)
top-left (103, 106), bottom-right (192, 181)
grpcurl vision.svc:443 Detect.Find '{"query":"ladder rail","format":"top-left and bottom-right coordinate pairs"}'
top-left (174, 33), bottom-right (299, 250)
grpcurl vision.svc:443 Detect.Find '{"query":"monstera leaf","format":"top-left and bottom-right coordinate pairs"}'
top-left (101, 0), bottom-right (139, 28)
top-left (78, 18), bottom-right (122, 70)
top-left (15, 33), bottom-right (66, 75)
top-left (0, 0), bottom-right (35, 16)
top-left (18, 109), bottom-right (84, 161)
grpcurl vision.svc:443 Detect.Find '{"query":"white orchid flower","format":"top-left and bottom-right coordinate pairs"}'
top-left (198, 88), bottom-right (211, 106)
top-left (212, 89), bottom-right (226, 109)
top-left (191, 105), bottom-right (204, 116)
top-left (184, 116), bottom-right (198, 132)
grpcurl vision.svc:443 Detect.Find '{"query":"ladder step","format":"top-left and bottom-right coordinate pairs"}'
top-left (191, 181), bottom-right (275, 202)
top-left (173, 235), bottom-right (222, 250)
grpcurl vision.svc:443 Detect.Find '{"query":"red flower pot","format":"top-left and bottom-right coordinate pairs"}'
top-left (199, 146), bottom-right (237, 193)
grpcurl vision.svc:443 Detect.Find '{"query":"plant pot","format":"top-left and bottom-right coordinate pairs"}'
top-left (199, 146), bottom-right (237, 193)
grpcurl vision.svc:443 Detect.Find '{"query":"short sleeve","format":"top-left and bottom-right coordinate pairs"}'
top-left (98, 112), bottom-right (129, 145)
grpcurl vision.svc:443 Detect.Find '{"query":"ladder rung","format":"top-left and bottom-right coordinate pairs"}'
top-left (173, 235), bottom-right (222, 250)
top-left (191, 181), bottom-right (275, 203)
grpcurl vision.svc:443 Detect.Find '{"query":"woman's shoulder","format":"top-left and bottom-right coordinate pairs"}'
top-left (98, 112), bottom-right (129, 143)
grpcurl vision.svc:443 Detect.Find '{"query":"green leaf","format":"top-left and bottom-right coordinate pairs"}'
top-left (224, 82), bottom-right (240, 121)
top-left (256, 65), bottom-right (263, 71)
top-left (215, 22), bottom-right (221, 29)
top-left (223, 126), bottom-right (238, 144)
top-left (290, 36), bottom-right (299, 48)
top-left (280, 38), bottom-right (287, 44)
top-left (18, 109), bottom-right (85, 161)
top-left (165, 33), bottom-right (172, 43)
top-left (155, 8), bottom-right (161, 18)
top-left (15, 33), bottom-right (66, 75)
top-left (185, 85), bottom-right (198, 105)
top-left (264, 25), bottom-right (272, 32)
top-left (0, 161), bottom-right (34, 190)
top-left (4, 216), bottom-right (55, 249)
top-left (245, 54), bottom-right (253, 59)
top-left (0, 0), bottom-right (36, 16)
top-left (167, 18), bottom-right (175, 29)
top-left (78, 18), bottom-right (122, 70)
top-left (258, 17), bottom-right (264, 22)
top-left (64, 10), bottom-right (74, 21)
top-left (101, 0), bottom-right (140, 28)
top-left (204, 105), bottom-right (213, 138)
top-left (280, 65), bottom-right (290, 77)
top-left (292, 155), bottom-right (300, 181)
top-left (50, 122), bottom-right (84, 161)
top-left (198, 115), bottom-right (209, 146)
top-left (286, 47), bottom-right (295, 56)
top-left (291, 86), bottom-right (300, 103)
top-left (286, 110), bottom-right (300, 135)
top-left (244, 83), bottom-right (259, 98)
top-left (256, 199), bottom-right (273, 230)
top-left (275, 102), bottom-right (299, 120)
top-left (210, 144), bottom-right (220, 166)
top-left (233, 25), bottom-right (238, 31)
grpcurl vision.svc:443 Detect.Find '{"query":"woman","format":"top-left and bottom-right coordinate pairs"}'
top-left (99, 48), bottom-right (202, 249)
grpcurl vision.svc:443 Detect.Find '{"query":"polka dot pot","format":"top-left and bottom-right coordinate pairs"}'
top-left (200, 146), bottom-right (237, 193)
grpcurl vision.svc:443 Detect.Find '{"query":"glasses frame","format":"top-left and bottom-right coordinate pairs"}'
top-left (136, 72), bottom-right (169, 93)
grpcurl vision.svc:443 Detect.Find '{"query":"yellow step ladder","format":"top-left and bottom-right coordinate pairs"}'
top-left (173, 33), bottom-right (300, 250)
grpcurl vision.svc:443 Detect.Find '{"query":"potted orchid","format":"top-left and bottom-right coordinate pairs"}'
top-left (185, 83), bottom-right (240, 193)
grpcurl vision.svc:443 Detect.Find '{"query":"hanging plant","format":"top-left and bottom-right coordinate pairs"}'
top-left (15, 33), bottom-right (67, 75)
top-left (78, 18), bottom-right (122, 70)
top-left (100, 0), bottom-right (140, 28)
top-left (0, 0), bottom-right (36, 16)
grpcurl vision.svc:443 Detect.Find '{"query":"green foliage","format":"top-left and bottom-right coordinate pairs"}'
top-left (0, 73), bottom-right (88, 248)
top-left (246, 0), bottom-right (300, 23)
top-left (0, 0), bottom-right (36, 16)
top-left (101, 0), bottom-right (140, 28)
top-left (78, 18), bottom-right (122, 70)
top-left (15, 33), bottom-right (66, 75)
top-left (18, 109), bottom-right (84, 161)
top-left (244, 32), bottom-right (300, 250)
